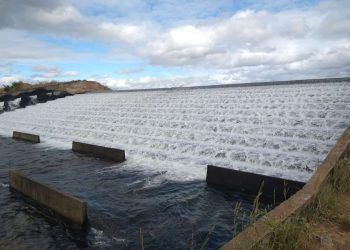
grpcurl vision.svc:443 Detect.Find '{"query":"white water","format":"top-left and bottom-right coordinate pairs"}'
top-left (1, 82), bottom-right (350, 183)
top-left (0, 182), bottom-right (9, 188)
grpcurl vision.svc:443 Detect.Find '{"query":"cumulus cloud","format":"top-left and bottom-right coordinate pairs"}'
top-left (0, 29), bottom-right (80, 64)
top-left (0, 75), bottom-right (23, 87)
top-left (0, 0), bottom-right (349, 88)
top-left (0, 0), bottom-right (150, 45)
top-left (140, 4), bottom-right (350, 71)
top-left (96, 22), bottom-right (148, 44)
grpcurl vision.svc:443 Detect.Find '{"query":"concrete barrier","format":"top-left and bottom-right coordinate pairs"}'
top-left (116, 77), bottom-right (350, 93)
top-left (221, 124), bottom-right (350, 249)
top-left (9, 171), bottom-right (87, 227)
top-left (206, 165), bottom-right (304, 202)
top-left (72, 141), bottom-right (125, 162)
top-left (12, 131), bottom-right (40, 143)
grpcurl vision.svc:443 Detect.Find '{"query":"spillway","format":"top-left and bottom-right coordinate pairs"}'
top-left (1, 81), bottom-right (350, 182)
top-left (0, 81), bottom-right (350, 248)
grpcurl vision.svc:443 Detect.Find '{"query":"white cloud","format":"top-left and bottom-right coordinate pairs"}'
top-left (31, 65), bottom-right (80, 80)
top-left (0, 0), bottom-right (349, 87)
top-left (32, 5), bottom-right (82, 25)
top-left (0, 75), bottom-right (22, 87)
top-left (140, 24), bottom-right (217, 66)
top-left (0, 1), bottom-right (151, 45)
top-left (0, 29), bottom-right (80, 63)
top-left (137, 0), bottom-right (350, 83)
top-left (62, 71), bottom-right (80, 77)
top-left (31, 66), bottom-right (61, 79)
top-left (97, 22), bottom-right (147, 43)
top-left (89, 75), bottom-right (129, 89)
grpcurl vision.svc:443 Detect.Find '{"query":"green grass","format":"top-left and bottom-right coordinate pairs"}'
top-left (329, 158), bottom-right (350, 193)
top-left (306, 158), bottom-right (350, 224)
top-left (305, 183), bottom-right (341, 222)
top-left (253, 157), bottom-right (350, 250)
top-left (254, 217), bottom-right (312, 250)
top-left (137, 158), bottom-right (350, 249)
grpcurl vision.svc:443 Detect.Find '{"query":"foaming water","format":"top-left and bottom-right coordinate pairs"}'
top-left (0, 82), bottom-right (350, 248)
top-left (0, 82), bottom-right (350, 182)
top-left (0, 137), bottom-right (260, 249)
top-left (0, 182), bottom-right (9, 188)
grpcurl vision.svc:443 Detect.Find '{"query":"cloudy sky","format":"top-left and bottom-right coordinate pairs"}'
top-left (0, 0), bottom-right (349, 89)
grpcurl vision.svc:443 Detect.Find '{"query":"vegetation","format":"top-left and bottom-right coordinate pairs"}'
top-left (254, 157), bottom-right (350, 250)
top-left (1, 81), bottom-right (32, 94)
top-left (0, 80), bottom-right (110, 96)
top-left (138, 160), bottom-right (350, 250)
top-left (140, 228), bottom-right (145, 250)
top-left (256, 217), bottom-right (312, 250)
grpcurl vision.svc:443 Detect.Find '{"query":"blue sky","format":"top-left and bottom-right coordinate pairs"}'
top-left (0, 0), bottom-right (349, 89)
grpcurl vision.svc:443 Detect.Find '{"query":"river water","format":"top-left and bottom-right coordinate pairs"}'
top-left (0, 137), bottom-right (258, 249)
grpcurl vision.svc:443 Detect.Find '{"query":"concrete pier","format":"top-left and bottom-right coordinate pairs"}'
top-left (9, 171), bottom-right (87, 227)
top-left (206, 165), bottom-right (305, 201)
top-left (72, 141), bottom-right (125, 162)
top-left (12, 131), bottom-right (40, 143)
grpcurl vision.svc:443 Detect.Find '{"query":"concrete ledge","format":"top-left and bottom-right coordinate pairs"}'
top-left (206, 165), bottom-right (304, 202)
top-left (12, 131), bottom-right (40, 143)
top-left (72, 141), bottom-right (125, 162)
top-left (221, 124), bottom-right (350, 249)
top-left (116, 77), bottom-right (350, 93)
top-left (9, 171), bottom-right (87, 227)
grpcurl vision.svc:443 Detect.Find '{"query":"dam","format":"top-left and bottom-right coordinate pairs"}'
top-left (0, 80), bottom-right (350, 248)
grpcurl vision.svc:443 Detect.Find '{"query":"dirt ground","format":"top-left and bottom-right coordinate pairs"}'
top-left (311, 194), bottom-right (350, 250)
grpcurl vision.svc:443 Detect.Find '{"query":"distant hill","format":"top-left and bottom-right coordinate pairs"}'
top-left (0, 80), bottom-right (110, 96)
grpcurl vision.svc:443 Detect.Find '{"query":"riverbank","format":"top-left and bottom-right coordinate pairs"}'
top-left (0, 80), bottom-right (110, 96)
top-left (0, 80), bottom-right (111, 112)
top-left (255, 158), bottom-right (350, 249)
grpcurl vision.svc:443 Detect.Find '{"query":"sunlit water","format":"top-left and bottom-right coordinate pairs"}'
top-left (0, 81), bottom-right (350, 248)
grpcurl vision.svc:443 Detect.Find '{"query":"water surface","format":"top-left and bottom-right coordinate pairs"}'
top-left (0, 137), bottom-right (258, 249)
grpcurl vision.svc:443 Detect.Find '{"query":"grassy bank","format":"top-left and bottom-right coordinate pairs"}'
top-left (254, 158), bottom-right (350, 249)
top-left (0, 80), bottom-right (110, 96)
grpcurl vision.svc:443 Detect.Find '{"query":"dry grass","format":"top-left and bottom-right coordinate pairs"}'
top-left (254, 157), bottom-right (350, 250)
top-left (254, 217), bottom-right (312, 250)
top-left (0, 80), bottom-right (109, 96)
top-left (139, 228), bottom-right (145, 250)
top-left (138, 158), bottom-right (350, 249)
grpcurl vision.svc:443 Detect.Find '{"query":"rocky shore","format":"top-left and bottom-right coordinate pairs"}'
top-left (0, 80), bottom-right (110, 112)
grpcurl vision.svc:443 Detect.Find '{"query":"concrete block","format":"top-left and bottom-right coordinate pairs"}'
top-left (9, 171), bottom-right (87, 227)
top-left (206, 165), bottom-right (305, 201)
top-left (12, 131), bottom-right (40, 143)
top-left (220, 124), bottom-right (350, 249)
top-left (72, 141), bottom-right (125, 162)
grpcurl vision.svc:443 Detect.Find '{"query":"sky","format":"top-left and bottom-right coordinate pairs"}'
top-left (0, 0), bottom-right (349, 89)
